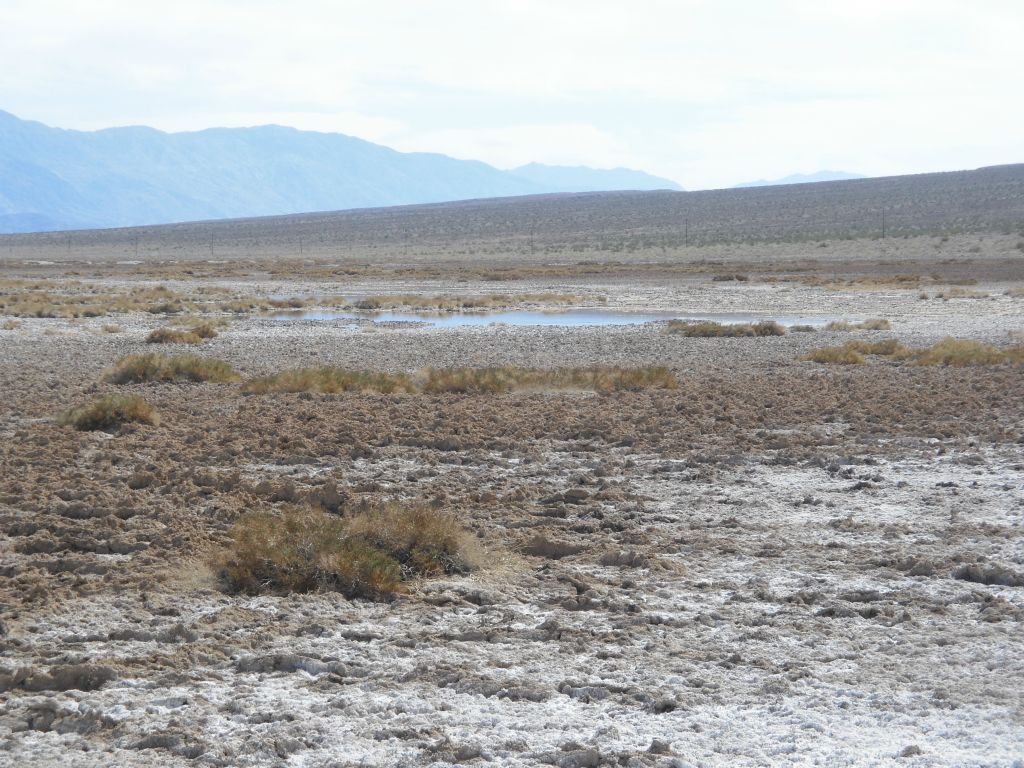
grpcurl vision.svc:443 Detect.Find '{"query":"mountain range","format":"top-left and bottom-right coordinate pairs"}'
top-left (0, 111), bottom-right (682, 233)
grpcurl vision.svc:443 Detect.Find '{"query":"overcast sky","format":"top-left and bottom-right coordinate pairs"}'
top-left (1, 0), bottom-right (1021, 189)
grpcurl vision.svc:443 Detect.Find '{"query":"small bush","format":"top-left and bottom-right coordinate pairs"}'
top-left (108, 353), bottom-right (238, 383)
top-left (2, 319), bottom-right (20, 331)
top-left (802, 346), bottom-right (866, 364)
top-left (666, 320), bottom-right (785, 337)
top-left (58, 394), bottom-right (159, 431)
top-left (789, 325), bottom-right (817, 333)
top-left (221, 505), bottom-right (478, 599)
top-left (101, 324), bottom-right (122, 334)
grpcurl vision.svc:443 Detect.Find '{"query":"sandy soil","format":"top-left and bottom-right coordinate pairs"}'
top-left (1, 254), bottom-right (1023, 767)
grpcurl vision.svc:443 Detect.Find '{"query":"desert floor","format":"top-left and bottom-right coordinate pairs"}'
top-left (1, 237), bottom-right (1023, 767)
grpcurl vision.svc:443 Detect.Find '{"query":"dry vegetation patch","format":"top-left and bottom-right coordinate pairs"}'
top-left (57, 394), bottom-right (159, 431)
top-left (107, 353), bottom-right (238, 383)
top-left (824, 318), bottom-right (892, 331)
top-left (353, 293), bottom-right (586, 311)
top-left (146, 321), bottom-right (219, 344)
top-left (665, 320), bottom-right (786, 337)
top-left (242, 365), bottom-right (678, 395)
top-left (805, 338), bottom-right (1023, 367)
top-left (221, 505), bottom-right (477, 599)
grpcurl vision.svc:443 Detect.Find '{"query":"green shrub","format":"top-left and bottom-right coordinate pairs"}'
top-left (58, 394), bottom-right (159, 431)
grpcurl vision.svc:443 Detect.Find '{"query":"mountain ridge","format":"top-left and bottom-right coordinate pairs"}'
top-left (0, 110), bottom-right (682, 232)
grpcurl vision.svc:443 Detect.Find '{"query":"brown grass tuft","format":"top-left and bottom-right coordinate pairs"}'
top-left (666, 320), bottom-right (785, 337)
top-left (58, 394), bottom-right (159, 431)
top-left (913, 338), bottom-right (1010, 367)
top-left (243, 366), bottom-right (678, 395)
top-left (2, 319), bottom-right (20, 331)
top-left (242, 368), bottom-right (417, 394)
top-left (220, 505), bottom-right (478, 599)
top-left (107, 353), bottom-right (238, 383)
top-left (801, 346), bottom-right (866, 365)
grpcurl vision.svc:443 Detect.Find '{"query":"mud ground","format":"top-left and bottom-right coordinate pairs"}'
top-left (1, 245), bottom-right (1023, 767)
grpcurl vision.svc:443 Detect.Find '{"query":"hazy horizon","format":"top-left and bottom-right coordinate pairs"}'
top-left (2, 1), bottom-right (1021, 190)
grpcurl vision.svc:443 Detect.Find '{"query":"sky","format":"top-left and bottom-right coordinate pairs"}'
top-left (1, 0), bottom-right (1022, 190)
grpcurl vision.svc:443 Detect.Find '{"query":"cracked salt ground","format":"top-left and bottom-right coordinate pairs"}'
top-left (2, 264), bottom-right (1023, 766)
top-left (3, 448), bottom-right (1022, 765)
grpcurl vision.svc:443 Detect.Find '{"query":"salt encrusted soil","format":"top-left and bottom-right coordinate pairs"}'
top-left (1, 268), bottom-right (1023, 767)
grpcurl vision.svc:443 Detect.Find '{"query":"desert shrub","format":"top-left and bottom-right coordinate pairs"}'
top-left (913, 338), bottom-right (1009, 366)
top-left (711, 273), bottom-right (749, 282)
top-left (789, 325), bottom-right (817, 333)
top-left (2, 319), bottom-right (20, 330)
top-left (242, 367), bottom-right (416, 394)
top-left (58, 394), bottom-right (159, 431)
top-left (102, 324), bottom-right (122, 333)
top-left (666, 320), bottom-right (785, 337)
top-left (221, 505), bottom-right (477, 598)
top-left (108, 353), bottom-right (238, 383)
top-left (802, 346), bottom-right (866, 365)
top-left (346, 504), bottom-right (479, 578)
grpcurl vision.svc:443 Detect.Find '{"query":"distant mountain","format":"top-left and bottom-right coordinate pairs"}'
top-left (733, 170), bottom-right (866, 188)
top-left (0, 110), bottom-right (679, 232)
top-left (509, 162), bottom-right (682, 192)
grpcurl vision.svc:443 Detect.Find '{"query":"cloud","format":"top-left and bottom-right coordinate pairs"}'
top-left (0, 0), bottom-right (1021, 188)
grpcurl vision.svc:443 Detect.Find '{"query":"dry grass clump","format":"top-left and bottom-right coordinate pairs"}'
top-left (101, 324), bottom-right (122, 333)
top-left (242, 366), bottom-right (678, 395)
top-left (146, 321), bottom-right (219, 344)
top-left (843, 339), bottom-right (908, 357)
top-left (1004, 287), bottom-right (1024, 298)
top-left (711, 273), bottom-right (749, 282)
top-left (2, 319), bottom-right (20, 330)
top-left (666, 320), bottom-right (786, 337)
top-left (802, 346), bottom-right (866, 365)
top-left (806, 337), bottom-right (1023, 367)
top-left (913, 338), bottom-right (1011, 367)
top-left (107, 353), bottom-right (238, 383)
top-left (242, 368), bottom-right (417, 394)
top-left (57, 394), bottom-right (159, 431)
top-left (422, 366), bottom-right (678, 393)
top-left (221, 505), bottom-right (477, 599)
top-left (824, 318), bottom-right (892, 331)
top-left (789, 324), bottom-right (817, 333)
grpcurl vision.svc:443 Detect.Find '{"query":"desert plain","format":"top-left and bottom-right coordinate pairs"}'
top-left (0, 201), bottom-right (1023, 768)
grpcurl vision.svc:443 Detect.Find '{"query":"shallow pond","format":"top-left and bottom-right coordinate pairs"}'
top-left (270, 308), bottom-right (838, 328)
